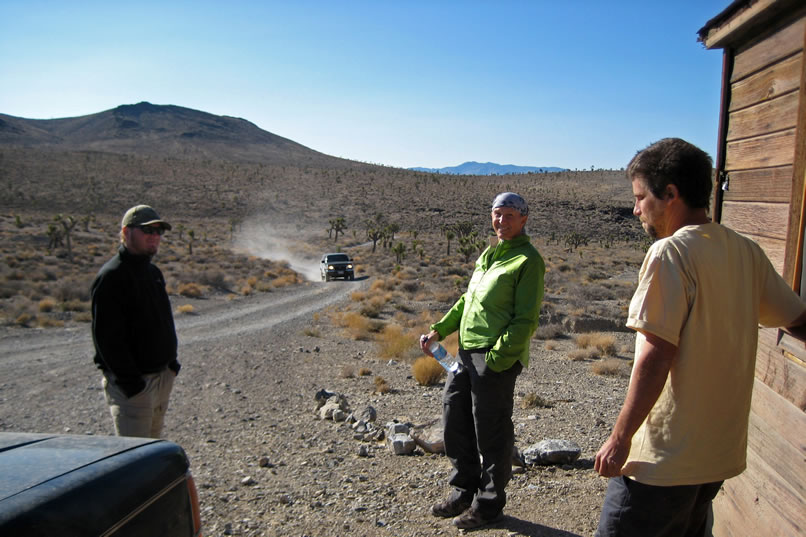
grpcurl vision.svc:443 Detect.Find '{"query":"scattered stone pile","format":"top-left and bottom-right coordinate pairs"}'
top-left (314, 388), bottom-right (581, 466)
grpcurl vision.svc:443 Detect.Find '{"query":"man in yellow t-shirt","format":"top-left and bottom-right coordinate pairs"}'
top-left (594, 138), bottom-right (806, 537)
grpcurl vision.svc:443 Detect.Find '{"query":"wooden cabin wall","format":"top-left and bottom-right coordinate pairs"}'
top-left (711, 12), bottom-right (806, 537)
top-left (719, 15), bottom-right (804, 273)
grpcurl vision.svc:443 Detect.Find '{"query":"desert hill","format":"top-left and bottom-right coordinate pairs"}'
top-left (0, 102), bottom-right (639, 244)
top-left (0, 101), bottom-right (358, 168)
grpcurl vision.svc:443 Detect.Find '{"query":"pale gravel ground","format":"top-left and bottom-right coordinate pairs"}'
top-left (0, 279), bottom-right (632, 537)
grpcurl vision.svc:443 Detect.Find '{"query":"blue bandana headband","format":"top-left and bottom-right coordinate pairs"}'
top-left (491, 192), bottom-right (528, 216)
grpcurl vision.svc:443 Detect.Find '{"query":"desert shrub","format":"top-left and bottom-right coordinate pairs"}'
top-left (412, 356), bottom-right (445, 386)
top-left (358, 367), bottom-right (372, 376)
top-left (36, 315), bottom-right (64, 328)
top-left (371, 278), bottom-right (395, 291)
top-left (61, 299), bottom-right (89, 312)
top-left (579, 283), bottom-right (617, 301)
top-left (38, 298), bottom-right (56, 312)
top-left (254, 281), bottom-right (273, 292)
top-left (340, 365), bottom-right (355, 378)
top-left (178, 282), bottom-right (204, 298)
top-left (240, 285), bottom-right (252, 295)
top-left (55, 280), bottom-right (90, 302)
top-left (568, 348), bottom-right (599, 361)
top-left (15, 313), bottom-right (32, 326)
top-left (434, 289), bottom-right (459, 304)
top-left (591, 358), bottom-right (626, 376)
top-left (395, 302), bottom-right (415, 314)
top-left (520, 392), bottom-right (553, 409)
top-left (73, 311), bottom-right (92, 323)
top-left (373, 376), bottom-right (390, 394)
top-left (271, 273), bottom-right (298, 287)
top-left (350, 290), bottom-right (367, 302)
top-left (175, 304), bottom-right (195, 315)
top-left (198, 270), bottom-right (230, 290)
top-left (377, 324), bottom-right (417, 359)
top-left (303, 327), bottom-right (321, 337)
top-left (400, 280), bottom-right (420, 294)
top-left (534, 323), bottom-right (564, 340)
top-left (335, 311), bottom-right (374, 340)
top-left (575, 333), bottom-right (618, 356)
top-left (444, 266), bottom-right (467, 277)
top-left (396, 268), bottom-right (418, 280)
top-left (360, 295), bottom-right (386, 318)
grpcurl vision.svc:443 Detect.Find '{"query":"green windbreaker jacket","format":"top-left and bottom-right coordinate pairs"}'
top-left (431, 233), bottom-right (544, 372)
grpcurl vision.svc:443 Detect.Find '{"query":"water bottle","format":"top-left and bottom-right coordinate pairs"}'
top-left (428, 341), bottom-right (460, 373)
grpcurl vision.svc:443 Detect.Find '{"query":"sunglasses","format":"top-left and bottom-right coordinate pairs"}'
top-left (134, 225), bottom-right (165, 236)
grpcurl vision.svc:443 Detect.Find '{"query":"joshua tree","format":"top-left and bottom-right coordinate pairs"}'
top-left (392, 242), bottom-right (407, 264)
top-left (366, 227), bottom-right (383, 253)
top-left (445, 230), bottom-right (455, 255)
top-left (331, 217), bottom-right (347, 242)
top-left (56, 214), bottom-right (77, 262)
top-left (46, 223), bottom-right (64, 252)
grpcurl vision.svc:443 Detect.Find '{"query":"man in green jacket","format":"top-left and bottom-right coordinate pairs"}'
top-left (420, 192), bottom-right (545, 530)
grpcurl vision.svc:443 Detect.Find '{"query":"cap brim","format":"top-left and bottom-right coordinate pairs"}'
top-left (140, 220), bottom-right (172, 230)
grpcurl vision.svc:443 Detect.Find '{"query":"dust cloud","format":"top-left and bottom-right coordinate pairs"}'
top-left (232, 218), bottom-right (321, 282)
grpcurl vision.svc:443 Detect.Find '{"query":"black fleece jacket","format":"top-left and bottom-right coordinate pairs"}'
top-left (91, 245), bottom-right (179, 397)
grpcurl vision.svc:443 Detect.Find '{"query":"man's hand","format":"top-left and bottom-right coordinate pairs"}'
top-left (594, 433), bottom-right (630, 477)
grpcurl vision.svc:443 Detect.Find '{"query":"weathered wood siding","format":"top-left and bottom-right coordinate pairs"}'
top-left (720, 16), bottom-right (803, 273)
top-left (702, 5), bottom-right (806, 536)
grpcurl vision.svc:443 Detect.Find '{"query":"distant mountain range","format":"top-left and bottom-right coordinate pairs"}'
top-left (409, 162), bottom-right (567, 175)
top-left (0, 103), bottom-right (567, 175)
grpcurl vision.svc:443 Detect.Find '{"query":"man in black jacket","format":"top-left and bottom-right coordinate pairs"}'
top-left (91, 205), bottom-right (179, 438)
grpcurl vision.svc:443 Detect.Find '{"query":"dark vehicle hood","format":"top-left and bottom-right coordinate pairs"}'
top-left (0, 433), bottom-right (190, 534)
top-left (0, 433), bottom-right (160, 501)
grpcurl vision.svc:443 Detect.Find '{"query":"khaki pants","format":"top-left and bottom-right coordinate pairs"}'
top-left (102, 368), bottom-right (175, 438)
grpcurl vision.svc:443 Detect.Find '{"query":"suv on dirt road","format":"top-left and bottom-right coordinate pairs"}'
top-left (320, 253), bottom-right (354, 281)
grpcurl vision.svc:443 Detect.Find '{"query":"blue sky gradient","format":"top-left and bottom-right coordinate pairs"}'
top-left (0, 1), bottom-right (731, 170)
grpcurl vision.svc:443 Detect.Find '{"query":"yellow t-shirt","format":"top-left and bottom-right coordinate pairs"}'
top-left (623, 223), bottom-right (806, 486)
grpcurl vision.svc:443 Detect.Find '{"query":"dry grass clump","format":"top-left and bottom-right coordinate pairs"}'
top-left (303, 326), bottom-right (321, 337)
top-left (36, 315), bottom-right (64, 328)
top-left (568, 347), bottom-right (600, 361)
top-left (534, 323), bottom-right (564, 340)
top-left (333, 311), bottom-right (377, 340)
top-left (61, 299), bottom-right (88, 312)
top-left (359, 295), bottom-right (387, 318)
top-left (373, 376), bottom-right (391, 394)
top-left (339, 365), bottom-right (355, 378)
top-left (433, 289), bottom-right (459, 304)
top-left (377, 324), bottom-right (418, 359)
top-left (520, 392), bottom-right (553, 409)
top-left (370, 278), bottom-right (396, 292)
top-left (591, 358), bottom-right (627, 376)
top-left (38, 298), bottom-right (56, 312)
top-left (175, 304), bottom-right (195, 315)
top-left (575, 332), bottom-right (618, 356)
top-left (350, 290), bottom-right (367, 302)
top-left (177, 282), bottom-right (205, 298)
top-left (412, 356), bottom-right (445, 386)
top-left (358, 367), bottom-right (372, 376)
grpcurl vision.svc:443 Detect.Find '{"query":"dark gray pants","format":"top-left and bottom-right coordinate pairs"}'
top-left (442, 348), bottom-right (522, 518)
top-left (596, 476), bottom-right (722, 537)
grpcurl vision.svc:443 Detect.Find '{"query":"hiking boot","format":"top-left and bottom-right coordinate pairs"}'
top-left (431, 496), bottom-right (472, 518)
top-left (452, 508), bottom-right (504, 530)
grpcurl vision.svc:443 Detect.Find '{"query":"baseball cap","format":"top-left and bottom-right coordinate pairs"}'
top-left (121, 205), bottom-right (172, 230)
top-left (491, 192), bottom-right (528, 216)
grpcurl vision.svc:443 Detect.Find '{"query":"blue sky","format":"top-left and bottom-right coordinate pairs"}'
top-left (0, 1), bottom-right (730, 170)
